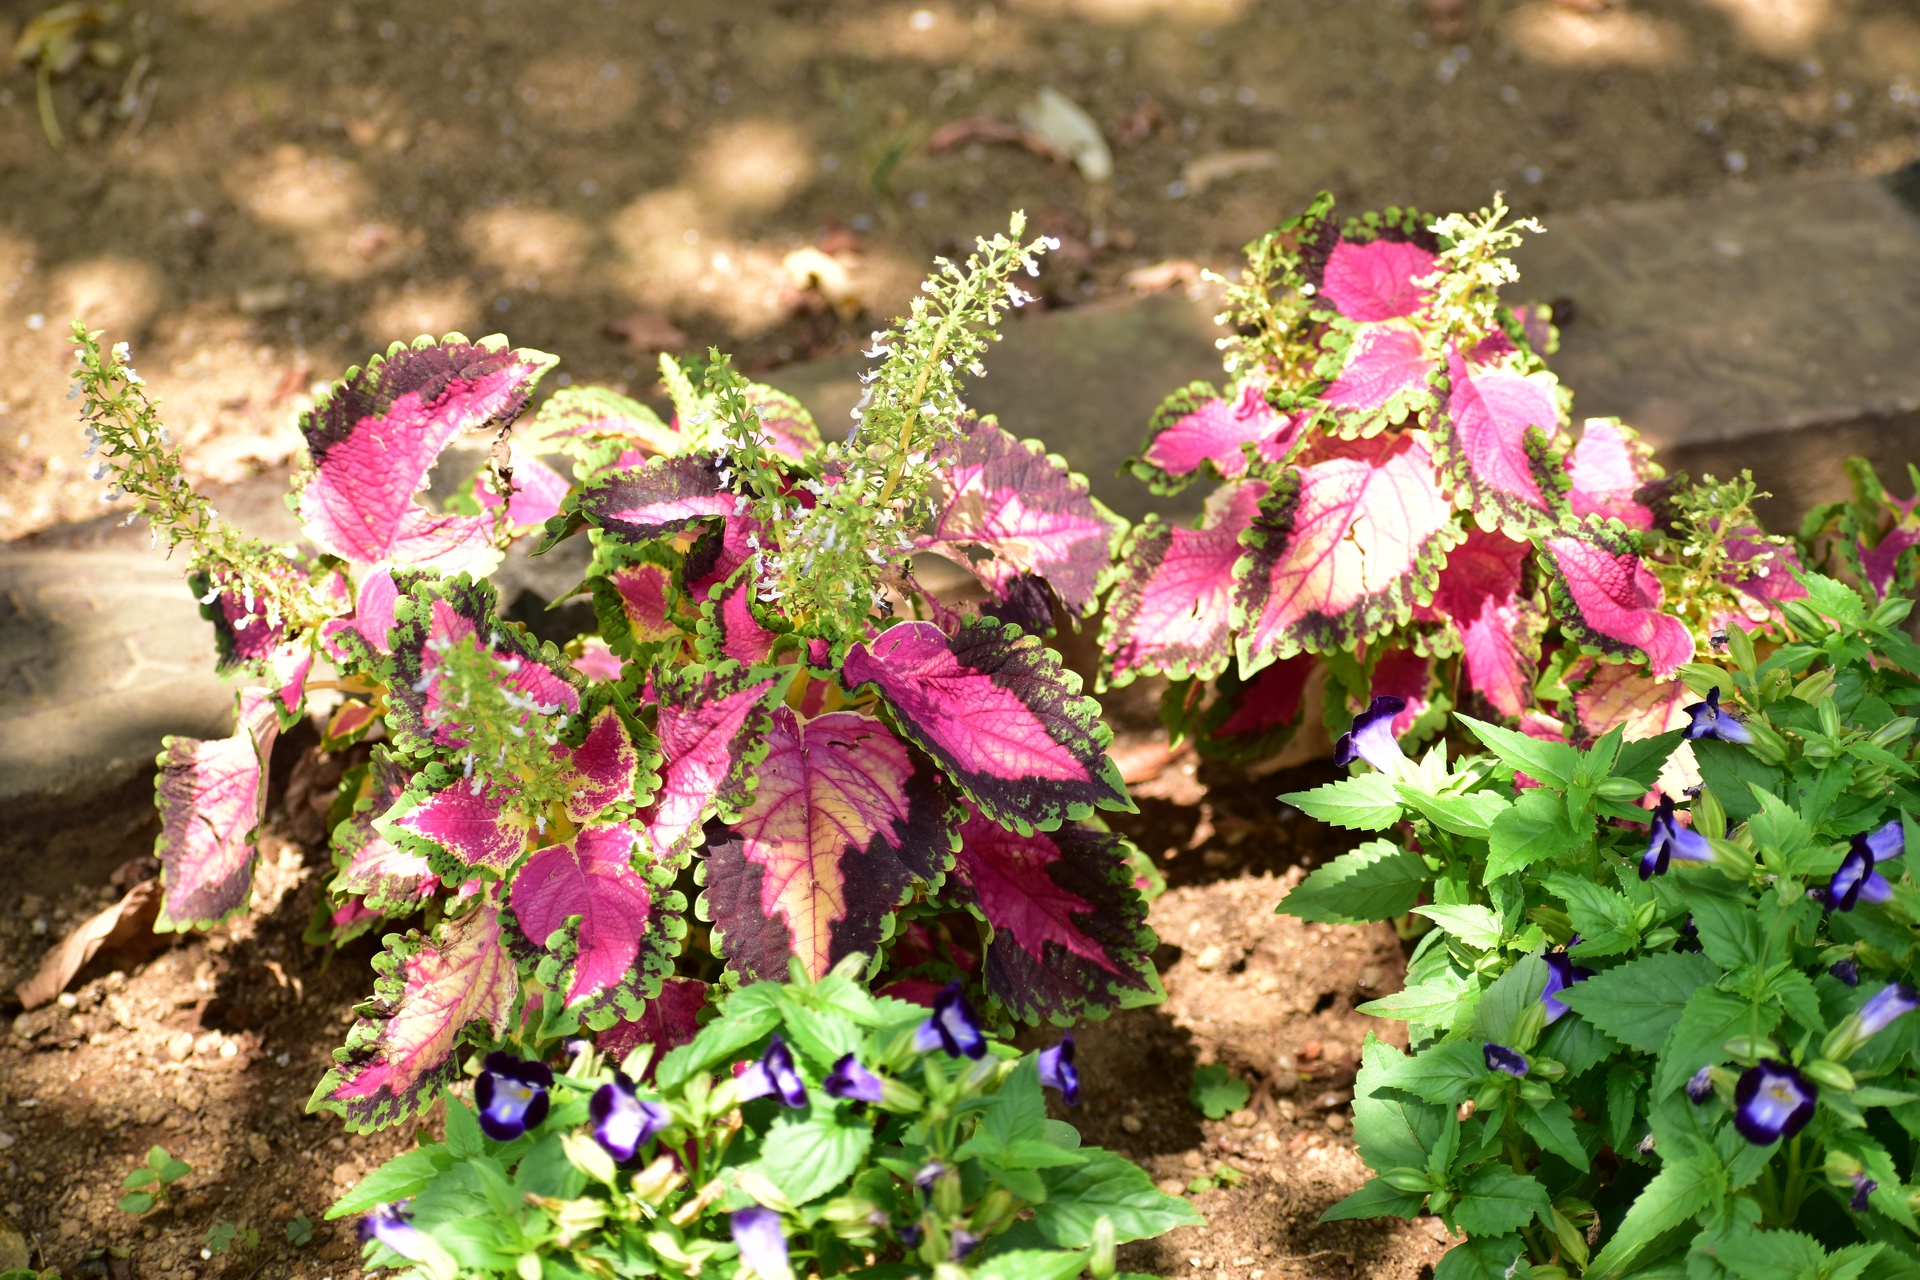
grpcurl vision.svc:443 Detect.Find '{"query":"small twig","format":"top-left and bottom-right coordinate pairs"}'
top-left (36, 64), bottom-right (65, 148)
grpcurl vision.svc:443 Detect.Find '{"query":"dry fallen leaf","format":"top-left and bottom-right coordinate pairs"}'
top-left (15, 878), bottom-right (161, 1009)
top-left (1180, 148), bottom-right (1278, 196)
top-left (604, 312), bottom-right (689, 352)
top-left (1123, 258), bottom-right (1202, 294)
top-left (1018, 87), bottom-right (1113, 184)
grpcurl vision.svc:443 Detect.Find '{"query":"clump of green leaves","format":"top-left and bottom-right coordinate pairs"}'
top-left (285, 1213), bottom-right (314, 1247)
top-left (1187, 1065), bottom-right (1250, 1121)
top-left (119, 1144), bottom-right (191, 1214)
top-left (201, 1223), bottom-right (258, 1257)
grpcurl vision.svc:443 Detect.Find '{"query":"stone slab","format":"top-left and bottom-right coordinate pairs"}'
top-left (1509, 174), bottom-right (1920, 450)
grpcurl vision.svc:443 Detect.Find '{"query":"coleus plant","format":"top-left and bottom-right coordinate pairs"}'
top-left (1100, 193), bottom-right (1810, 778)
top-left (1278, 570), bottom-right (1920, 1279)
top-left (66, 215), bottom-right (1160, 1137)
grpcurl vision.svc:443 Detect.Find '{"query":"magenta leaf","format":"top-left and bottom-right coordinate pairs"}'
top-left (588, 544), bottom-right (687, 663)
top-left (1318, 320), bottom-right (1439, 438)
top-left (643, 663), bottom-right (796, 864)
top-left (841, 618), bottom-right (1131, 835)
top-left (1433, 346), bottom-right (1568, 536)
top-left (1231, 432), bottom-right (1461, 673)
top-left (1541, 522), bottom-right (1696, 679)
top-left (546, 453), bottom-right (736, 548)
top-left (384, 575), bottom-right (583, 757)
top-left (1720, 528), bottom-right (1810, 617)
top-left (1131, 382), bottom-right (1301, 492)
top-left (154, 688), bottom-right (281, 931)
top-left (320, 568), bottom-right (402, 668)
top-left (695, 574), bottom-right (782, 666)
top-left (564, 704), bottom-right (648, 822)
top-left (191, 567), bottom-right (294, 670)
top-left (330, 753), bottom-right (438, 915)
top-left (1860, 528), bottom-right (1920, 599)
top-left (1101, 480), bottom-right (1267, 685)
top-left (1428, 528), bottom-right (1539, 719)
top-left (1164, 653), bottom-right (1319, 765)
top-left (295, 334), bottom-right (555, 572)
top-left (389, 772), bottom-right (525, 877)
top-left (1565, 417), bottom-right (1658, 531)
top-left (522, 385), bottom-right (683, 471)
top-left (702, 707), bottom-right (958, 982)
top-left (505, 822), bottom-right (683, 1028)
top-left (474, 445), bottom-right (573, 533)
top-left (1318, 235), bottom-right (1439, 322)
top-left (943, 807), bottom-right (1156, 1022)
top-left (684, 512), bottom-right (770, 603)
top-left (595, 976), bottom-right (710, 1076)
top-left (916, 417), bottom-right (1126, 615)
top-left (1368, 646), bottom-right (1437, 737)
top-left (741, 383), bottom-right (824, 461)
top-left (1569, 659), bottom-right (1699, 797)
top-left (308, 905), bottom-right (519, 1132)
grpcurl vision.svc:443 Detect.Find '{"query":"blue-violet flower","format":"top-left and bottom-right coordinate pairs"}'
top-left (358, 1201), bottom-right (429, 1263)
top-left (1853, 1174), bottom-right (1878, 1211)
top-left (1681, 686), bottom-right (1752, 744)
top-left (1483, 1044), bottom-right (1528, 1077)
top-left (475, 1052), bottom-right (552, 1141)
top-left (1038, 1036), bottom-right (1080, 1106)
top-left (1827, 820), bottom-right (1906, 912)
top-left (1639, 795), bottom-right (1713, 880)
top-left (913, 982), bottom-right (987, 1059)
top-left (1831, 958), bottom-right (1862, 987)
top-left (1541, 952), bottom-right (1594, 1025)
top-left (1685, 1067), bottom-right (1715, 1104)
top-left (589, 1071), bottom-right (669, 1162)
top-left (730, 1207), bottom-right (792, 1280)
top-left (1732, 1061), bottom-right (1816, 1144)
top-left (824, 1053), bottom-right (884, 1104)
top-left (1333, 695), bottom-right (1407, 776)
top-left (1856, 982), bottom-right (1920, 1039)
top-left (736, 1035), bottom-right (808, 1107)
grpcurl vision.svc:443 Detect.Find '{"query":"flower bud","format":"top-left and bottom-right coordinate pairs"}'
top-left (561, 1131), bottom-right (618, 1186)
top-left (1529, 1058), bottom-right (1567, 1083)
top-left (1643, 927), bottom-right (1679, 949)
top-left (1089, 1216), bottom-right (1117, 1280)
top-left (1517, 1079), bottom-right (1554, 1105)
top-left (1383, 1168), bottom-right (1437, 1193)
top-left (1801, 1060), bottom-right (1857, 1093)
top-left (630, 1154), bottom-right (685, 1206)
top-left (1597, 777), bottom-right (1649, 801)
top-left (1721, 1036), bottom-right (1776, 1063)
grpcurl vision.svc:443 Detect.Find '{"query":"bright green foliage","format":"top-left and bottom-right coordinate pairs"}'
top-left (118, 1144), bottom-right (192, 1215)
top-left (1188, 1065), bottom-right (1251, 1120)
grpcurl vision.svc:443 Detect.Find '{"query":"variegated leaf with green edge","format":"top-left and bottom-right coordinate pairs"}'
top-left (587, 539), bottom-right (689, 664)
top-left (693, 568), bottom-right (786, 667)
top-left (518, 384), bottom-right (683, 477)
top-left (154, 687), bottom-right (281, 932)
top-left (641, 662), bottom-right (797, 864)
top-left (1158, 652), bottom-right (1318, 766)
top-left (1539, 518), bottom-right (1696, 680)
top-left (1431, 344), bottom-right (1569, 539)
top-left (541, 452), bottom-right (737, 550)
top-left (307, 904), bottom-right (519, 1133)
top-left (329, 751), bottom-right (438, 915)
top-left (1128, 380), bottom-right (1303, 492)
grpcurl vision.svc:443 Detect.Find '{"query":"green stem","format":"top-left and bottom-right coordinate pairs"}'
top-left (36, 65), bottom-right (63, 148)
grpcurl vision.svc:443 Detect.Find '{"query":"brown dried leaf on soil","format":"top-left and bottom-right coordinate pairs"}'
top-left (14, 878), bottom-right (160, 1010)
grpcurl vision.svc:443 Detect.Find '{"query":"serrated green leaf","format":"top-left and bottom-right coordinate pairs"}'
top-left (1554, 950), bottom-right (1720, 1053)
top-left (1536, 1009), bottom-right (1620, 1078)
top-left (1693, 740), bottom-right (1784, 822)
top-left (1487, 788), bottom-right (1590, 880)
top-left (1351, 1038), bottom-right (1450, 1175)
top-left (1398, 785), bottom-right (1509, 839)
top-left (327, 1145), bottom-right (448, 1219)
top-left (1585, 1154), bottom-right (1722, 1280)
top-left (1654, 989), bottom-right (1775, 1099)
top-left (1413, 903), bottom-right (1505, 950)
top-left (1517, 1098), bottom-right (1590, 1171)
top-left (1693, 1224), bottom-right (1825, 1280)
top-left (1451, 1166), bottom-right (1549, 1236)
top-left (1391, 1040), bottom-right (1488, 1106)
top-left (1547, 872), bottom-right (1639, 959)
top-left (1318, 1177), bottom-right (1425, 1222)
top-left (1458, 713), bottom-right (1579, 789)
top-left (971, 1250), bottom-right (1093, 1280)
top-left (1034, 1149), bottom-right (1204, 1246)
top-left (755, 1108), bottom-right (874, 1206)
top-left (1616, 729), bottom-right (1686, 789)
top-left (1689, 894), bottom-right (1763, 971)
top-left (1360, 969), bottom-right (1477, 1030)
top-left (1278, 838), bottom-right (1428, 924)
top-left (1280, 772), bottom-right (1403, 830)
top-left (1433, 1236), bottom-right (1528, 1280)
top-left (1188, 1063), bottom-right (1250, 1119)
top-left (1474, 953), bottom-right (1548, 1047)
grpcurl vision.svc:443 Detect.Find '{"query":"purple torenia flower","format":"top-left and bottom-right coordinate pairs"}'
top-left (1828, 820), bottom-right (1906, 912)
top-left (358, 1201), bottom-right (429, 1262)
top-left (736, 1035), bottom-right (808, 1107)
top-left (589, 1072), bottom-right (669, 1162)
top-left (912, 1161), bottom-right (946, 1190)
top-left (1333, 695), bottom-right (1407, 776)
top-left (730, 1207), bottom-right (792, 1280)
top-left (1857, 983), bottom-right (1920, 1039)
top-left (1038, 1037), bottom-right (1080, 1106)
top-left (1681, 686), bottom-right (1752, 744)
top-left (475, 1052), bottom-right (553, 1141)
top-left (1639, 796), bottom-right (1714, 880)
top-left (1541, 952), bottom-right (1594, 1025)
top-left (1483, 1044), bottom-right (1528, 1077)
top-left (913, 982), bottom-right (987, 1059)
top-left (823, 1053), bottom-right (884, 1104)
top-left (951, 1229), bottom-right (982, 1261)
top-left (1831, 958), bottom-right (1862, 987)
top-left (1853, 1174), bottom-right (1878, 1211)
top-left (1733, 1061), bottom-right (1817, 1144)
top-left (1685, 1067), bottom-right (1715, 1104)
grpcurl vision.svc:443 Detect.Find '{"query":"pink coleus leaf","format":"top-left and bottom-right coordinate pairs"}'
top-left (741, 383), bottom-right (824, 461)
top-left (1101, 480), bottom-right (1267, 685)
top-left (1428, 527), bottom-right (1538, 719)
top-left (1131, 382), bottom-right (1301, 491)
top-left (505, 822), bottom-right (679, 1027)
top-left (390, 774), bottom-right (526, 877)
top-left (684, 512), bottom-right (770, 603)
top-left (1319, 320), bottom-right (1438, 436)
top-left (1318, 235), bottom-right (1439, 322)
top-left (642, 664), bottom-right (796, 864)
top-left (1368, 646), bottom-right (1435, 736)
top-left (549, 453), bottom-right (736, 548)
top-left (521, 385), bottom-right (683, 467)
top-left (1171, 653), bottom-right (1319, 765)
top-left (1565, 417), bottom-right (1658, 531)
top-left (1859, 527), bottom-right (1920, 599)
top-left (309, 904), bottom-right (519, 1133)
top-left (564, 704), bottom-right (644, 822)
top-left (594, 976), bottom-right (709, 1078)
top-left (1720, 528), bottom-right (1810, 616)
top-left (1541, 522), bottom-right (1696, 678)
top-left (589, 545), bottom-right (686, 662)
top-left (384, 575), bottom-right (582, 757)
top-left (916, 417), bottom-right (1126, 614)
top-left (703, 706), bottom-right (958, 982)
top-left (474, 445), bottom-right (573, 532)
top-left (1231, 431), bottom-right (1461, 673)
top-left (575, 638), bottom-right (625, 683)
top-left (1568, 659), bottom-right (1700, 798)
top-left (841, 617), bottom-right (1131, 835)
top-left (325, 895), bottom-right (384, 947)
top-left (1434, 346), bottom-right (1568, 535)
top-left (191, 566), bottom-right (297, 670)
top-left (296, 334), bottom-right (555, 573)
top-left (331, 754), bottom-right (438, 915)
top-left (696, 574), bottom-right (781, 666)
top-left (320, 568), bottom-right (401, 666)
top-left (154, 688), bottom-right (280, 931)
top-left (943, 807), bottom-right (1156, 1022)
top-left (270, 643), bottom-right (314, 717)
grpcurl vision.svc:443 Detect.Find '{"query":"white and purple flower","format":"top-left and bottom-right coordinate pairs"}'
top-left (1827, 820), bottom-right (1906, 912)
top-left (1685, 1066), bottom-right (1715, 1104)
top-left (1732, 1061), bottom-right (1816, 1145)
top-left (1541, 951), bottom-right (1593, 1024)
top-left (1483, 1044), bottom-right (1528, 1077)
top-left (730, 1206), bottom-right (792, 1280)
top-left (1856, 982), bottom-right (1920, 1040)
top-left (1852, 1173), bottom-right (1878, 1211)
top-left (1681, 686), bottom-right (1752, 744)
top-left (1038, 1037), bottom-right (1080, 1106)
top-left (736, 1035), bottom-right (808, 1107)
top-left (475, 1052), bottom-right (553, 1141)
top-left (358, 1201), bottom-right (430, 1262)
top-left (823, 1053), bottom-right (885, 1104)
top-left (1333, 695), bottom-right (1408, 777)
top-left (1830, 958), bottom-right (1862, 987)
top-left (913, 982), bottom-right (987, 1060)
top-left (1639, 795), bottom-right (1714, 880)
top-left (589, 1071), bottom-right (670, 1162)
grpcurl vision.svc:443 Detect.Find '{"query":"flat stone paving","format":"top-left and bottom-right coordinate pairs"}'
top-left (5, 173), bottom-right (1919, 809)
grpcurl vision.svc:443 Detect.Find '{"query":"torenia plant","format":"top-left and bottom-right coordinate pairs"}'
top-left (1278, 567), bottom-right (1920, 1278)
top-left (1099, 193), bottom-right (1807, 772)
top-left (68, 215), bottom-right (1161, 1137)
top-left (330, 959), bottom-right (1197, 1280)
